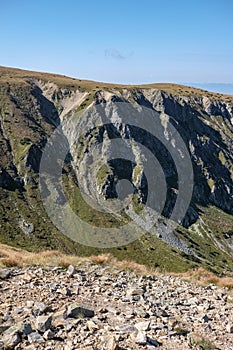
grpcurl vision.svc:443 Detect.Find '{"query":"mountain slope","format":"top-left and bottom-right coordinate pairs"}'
top-left (0, 66), bottom-right (232, 273)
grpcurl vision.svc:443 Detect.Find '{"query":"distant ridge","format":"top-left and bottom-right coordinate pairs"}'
top-left (183, 83), bottom-right (233, 95)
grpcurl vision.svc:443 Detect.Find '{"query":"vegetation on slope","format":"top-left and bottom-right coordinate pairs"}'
top-left (0, 66), bottom-right (232, 274)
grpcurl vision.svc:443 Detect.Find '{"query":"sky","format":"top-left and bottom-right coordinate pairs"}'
top-left (1, 0), bottom-right (233, 89)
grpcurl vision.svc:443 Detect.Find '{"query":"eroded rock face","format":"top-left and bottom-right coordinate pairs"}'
top-left (51, 88), bottom-right (232, 256)
top-left (59, 88), bottom-right (233, 222)
top-left (0, 69), bottom-right (232, 263)
top-left (0, 264), bottom-right (233, 349)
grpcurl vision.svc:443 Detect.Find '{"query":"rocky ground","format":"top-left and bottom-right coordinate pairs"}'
top-left (0, 263), bottom-right (233, 350)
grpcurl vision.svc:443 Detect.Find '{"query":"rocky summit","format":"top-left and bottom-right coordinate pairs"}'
top-left (0, 263), bottom-right (233, 350)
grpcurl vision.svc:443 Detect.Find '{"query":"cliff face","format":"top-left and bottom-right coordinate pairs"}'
top-left (0, 66), bottom-right (232, 273)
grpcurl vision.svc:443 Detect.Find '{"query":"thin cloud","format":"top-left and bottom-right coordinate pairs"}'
top-left (105, 49), bottom-right (133, 60)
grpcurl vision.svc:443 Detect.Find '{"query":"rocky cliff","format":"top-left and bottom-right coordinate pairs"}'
top-left (0, 66), bottom-right (232, 273)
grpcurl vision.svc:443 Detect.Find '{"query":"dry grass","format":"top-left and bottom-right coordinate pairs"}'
top-left (112, 259), bottom-right (156, 275)
top-left (88, 254), bottom-right (113, 265)
top-left (175, 267), bottom-right (233, 289)
top-left (0, 243), bottom-right (84, 267)
top-left (1, 243), bottom-right (233, 289)
top-left (1, 257), bottom-right (22, 267)
top-left (190, 333), bottom-right (216, 350)
top-left (0, 243), bottom-right (156, 276)
top-left (88, 253), bottom-right (157, 275)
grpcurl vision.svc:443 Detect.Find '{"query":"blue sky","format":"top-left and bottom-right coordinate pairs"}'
top-left (1, 0), bottom-right (233, 87)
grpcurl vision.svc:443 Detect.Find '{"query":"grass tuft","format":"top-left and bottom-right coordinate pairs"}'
top-left (175, 267), bottom-right (233, 288)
